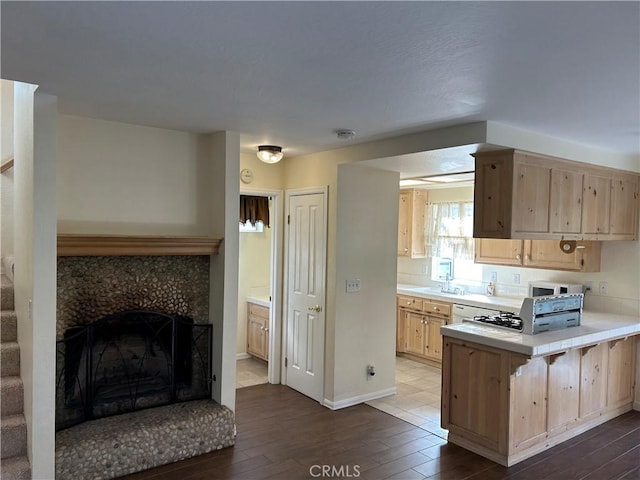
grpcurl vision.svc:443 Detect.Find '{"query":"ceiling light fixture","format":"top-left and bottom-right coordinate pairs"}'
top-left (257, 145), bottom-right (283, 164)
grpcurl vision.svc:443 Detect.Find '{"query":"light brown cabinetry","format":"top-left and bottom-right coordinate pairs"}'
top-left (442, 334), bottom-right (637, 467)
top-left (396, 294), bottom-right (450, 364)
top-left (247, 301), bottom-right (269, 361)
top-left (473, 149), bottom-right (639, 241)
top-left (398, 189), bottom-right (428, 258)
top-left (474, 238), bottom-right (601, 272)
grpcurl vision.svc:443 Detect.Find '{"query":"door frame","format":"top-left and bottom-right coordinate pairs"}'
top-left (239, 187), bottom-right (283, 385)
top-left (282, 186), bottom-right (328, 402)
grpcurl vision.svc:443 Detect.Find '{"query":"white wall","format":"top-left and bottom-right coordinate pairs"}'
top-left (331, 163), bottom-right (399, 406)
top-left (206, 131), bottom-right (240, 410)
top-left (14, 84), bottom-right (57, 479)
top-left (1, 80), bottom-right (15, 259)
top-left (57, 115), bottom-right (212, 235)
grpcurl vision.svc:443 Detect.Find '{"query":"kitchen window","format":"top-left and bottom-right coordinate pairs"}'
top-left (426, 201), bottom-right (474, 260)
top-left (426, 201), bottom-right (480, 281)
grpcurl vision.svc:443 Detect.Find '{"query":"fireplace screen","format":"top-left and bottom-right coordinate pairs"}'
top-left (56, 310), bottom-right (212, 431)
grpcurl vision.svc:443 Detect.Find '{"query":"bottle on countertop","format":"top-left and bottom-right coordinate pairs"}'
top-left (486, 281), bottom-right (495, 296)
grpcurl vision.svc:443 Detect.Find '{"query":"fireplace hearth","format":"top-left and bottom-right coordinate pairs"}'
top-left (56, 310), bottom-right (212, 431)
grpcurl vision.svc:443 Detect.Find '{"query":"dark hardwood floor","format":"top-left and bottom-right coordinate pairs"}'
top-left (121, 384), bottom-right (640, 480)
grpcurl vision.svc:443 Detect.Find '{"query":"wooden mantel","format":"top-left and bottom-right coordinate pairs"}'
top-left (57, 234), bottom-right (222, 256)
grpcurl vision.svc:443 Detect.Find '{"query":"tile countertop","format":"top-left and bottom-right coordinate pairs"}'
top-left (440, 311), bottom-right (640, 358)
top-left (246, 296), bottom-right (270, 308)
top-left (397, 284), bottom-right (523, 312)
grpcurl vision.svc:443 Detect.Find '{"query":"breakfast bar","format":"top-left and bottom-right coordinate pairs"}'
top-left (440, 312), bottom-right (640, 466)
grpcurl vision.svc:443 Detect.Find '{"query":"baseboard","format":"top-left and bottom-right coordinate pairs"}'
top-left (323, 387), bottom-right (396, 410)
top-left (633, 400), bottom-right (640, 411)
top-left (236, 353), bottom-right (251, 360)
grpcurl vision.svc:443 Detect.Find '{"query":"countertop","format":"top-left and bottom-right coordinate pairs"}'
top-left (440, 311), bottom-right (640, 357)
top-left (246, 296), bottom-right (270, 308)
top-left (397, 284), bottom-right (523, 312)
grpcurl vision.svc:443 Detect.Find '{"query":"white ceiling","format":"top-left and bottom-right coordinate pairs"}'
top-left (1, 2), bottom-right (638, 167)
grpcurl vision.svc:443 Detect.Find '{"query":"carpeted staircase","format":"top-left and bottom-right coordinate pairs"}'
top-left (1, 274), bottom-right (31, 479)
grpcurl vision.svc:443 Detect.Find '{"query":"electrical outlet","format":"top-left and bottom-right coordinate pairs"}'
top-left (490, 271), bottom-right (498, 282)
top-left (513, 273), bottom-right (520, 284)
top-left (346, 278), bottom-right (361, 293)
top-left (599, 281), bottom-right (608, 295)
top-left (421, 263), bottom-right (428, 274)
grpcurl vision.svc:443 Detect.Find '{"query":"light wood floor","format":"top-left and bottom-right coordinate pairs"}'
top-left (121, 384), bottom-right (640, 480)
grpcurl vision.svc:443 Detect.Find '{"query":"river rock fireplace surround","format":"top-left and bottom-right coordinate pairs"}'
top-left (54, 235), bottom-right (235, 480)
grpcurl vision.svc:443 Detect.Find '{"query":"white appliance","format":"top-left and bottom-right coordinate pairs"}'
top-left (528, 281), bottom-right (582, 297)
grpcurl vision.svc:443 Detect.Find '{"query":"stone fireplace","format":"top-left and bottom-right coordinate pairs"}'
top-left (54, 236), bottom-right (235, 479)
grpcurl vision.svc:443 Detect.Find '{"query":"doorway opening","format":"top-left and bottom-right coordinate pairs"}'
top-left (236, 190), bottom-right (283, 389)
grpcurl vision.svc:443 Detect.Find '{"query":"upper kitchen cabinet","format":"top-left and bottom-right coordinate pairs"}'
top-left (473, 150), bottom-right (639, 241)
top-left (475, 238), bottom-right (602, 272)
top-left (398, 189), bottom-right (428, 258)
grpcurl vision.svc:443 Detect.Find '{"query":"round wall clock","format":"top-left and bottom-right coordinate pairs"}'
top-left (240, 168), bottom-right (254, 184)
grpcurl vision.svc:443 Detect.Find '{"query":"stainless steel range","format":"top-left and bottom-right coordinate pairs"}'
top-left (465, 293), bottom-right (583, 335)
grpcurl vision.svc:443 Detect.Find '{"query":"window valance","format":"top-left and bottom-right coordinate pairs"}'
top-left (239, 195), bottom-right (270, 227)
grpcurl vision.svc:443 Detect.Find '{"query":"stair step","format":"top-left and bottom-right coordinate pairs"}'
top-left (1, 311), bottom-right (17, 343)
top-left (0, 456), bottom-right (31, 480)
top-left (0, 275), bottom-right (14, 311)
top-left (1, 414), bottom-right (27, 459)
top-left (0, 343), bottom-right (20, 377)
top-left (1, 377), bottom-right (24, 417)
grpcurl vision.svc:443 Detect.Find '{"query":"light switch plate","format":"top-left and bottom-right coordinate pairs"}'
top-left (346, 278), bottom-right (361, 293)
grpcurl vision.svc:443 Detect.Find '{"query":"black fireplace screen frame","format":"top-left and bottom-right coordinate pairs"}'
top-left (55, 310), bottom-right (213, 431)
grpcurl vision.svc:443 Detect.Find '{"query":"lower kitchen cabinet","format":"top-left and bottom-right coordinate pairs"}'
top-left (441, 334), bottom-right (637, 466)
top-left (397, 295), bottom-right (450, 364)
top-left (247, 301), bottom-right (269, 361)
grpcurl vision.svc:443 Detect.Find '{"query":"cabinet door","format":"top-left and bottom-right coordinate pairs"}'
top-left (550, 169), bottom-right (583, 233)
top-left (404, 312), bottom-right (426, 356)
top-left (582, 173), bottom-right (611, 235)
top-left (247, 315), bottom-right (267, 360)
top-left (610, 173), bottom-right (639, 237)
top-left (410, 189), bottom-right (428, 258)
top-left (513, 161), bottom-right (551, 234)
top-left (580, 343), bottom-right (608, 420)
top-left (473, 152), bottom-right (514, 238)
top-left (425, 317), bottom-right (444, 361)
top-left (524, 240), bottom-right (583, 271)
top-left (474, 239), bottom-right (523, 266)
top-left (398, 191), bottom-right (410, 256)
top-left (396, 308), bottom-right (406, 353)
top-left (607, 337), bottom-right (635, 409)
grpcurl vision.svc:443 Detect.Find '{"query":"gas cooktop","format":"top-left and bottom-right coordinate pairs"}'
top-left (467, 312), bottom-right (523, 332)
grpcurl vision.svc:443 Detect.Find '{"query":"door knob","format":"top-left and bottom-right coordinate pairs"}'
top-left (308, 305), bottom-right (322, 312)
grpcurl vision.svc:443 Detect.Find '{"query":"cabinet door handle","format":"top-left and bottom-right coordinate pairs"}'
top-left (516, 254), bottom-right (521, 260)
top-left (264, 328), bottom-right (269, 333)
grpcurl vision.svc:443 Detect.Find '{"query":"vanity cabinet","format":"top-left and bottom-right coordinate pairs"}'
top-left (397, 294), bottom-right (450, 364)
top-left (247, 301), bottom-right (269, 361)
top-left (398, 189), bottom-right (428, 258)
top-left (473, 150), bottom-right (639, 241)
top-left (474, 238), bottom-right (601, 272)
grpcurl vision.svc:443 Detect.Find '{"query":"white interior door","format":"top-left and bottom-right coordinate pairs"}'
top-left (285, 189), bottom-right (326, 403)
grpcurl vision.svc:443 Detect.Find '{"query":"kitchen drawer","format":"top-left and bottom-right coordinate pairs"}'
top-left (423, 299), bottom-right (451, 319)
top-left (397, 295), bottom-right (423, 312)
top-left (248, 302), bottom-right (269, 319)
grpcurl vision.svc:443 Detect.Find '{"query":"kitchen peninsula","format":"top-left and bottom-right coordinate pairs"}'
top-left (440, 313), bottom-right (639, 466)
